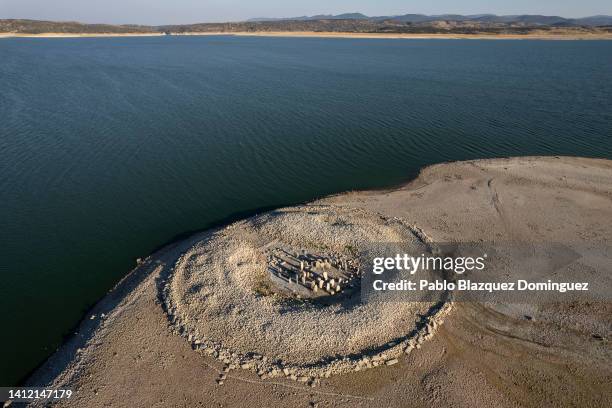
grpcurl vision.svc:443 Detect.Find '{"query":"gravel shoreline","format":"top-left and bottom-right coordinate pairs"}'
top-left (25, 156), bottom-right (612, 408)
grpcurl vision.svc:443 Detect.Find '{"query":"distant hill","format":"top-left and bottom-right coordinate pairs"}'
top-left (248, 13), bottom-right (369, 22)
top-left (0, 19), bottom-right (155, 34)
top-left (574, 15), bottom-right (612, 26)
top-left (248, 13), bottom-right (612, 27)
top-left (2, 14), bottom-right (612, 36)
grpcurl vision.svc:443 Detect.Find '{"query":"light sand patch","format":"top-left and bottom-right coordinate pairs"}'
top-left (170, 31), bottom-right (612, 40)
top-left (3, 31), bottom-right (612, 40)
top-left (163, 205), bottom-right (450, 380)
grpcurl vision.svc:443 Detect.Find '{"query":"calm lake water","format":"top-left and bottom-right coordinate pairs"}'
top-left (1, 36), bottom-right (611, 385)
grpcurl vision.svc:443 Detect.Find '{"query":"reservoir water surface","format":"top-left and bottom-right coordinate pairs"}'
top-left (1, 36), bottom-right (611, 385)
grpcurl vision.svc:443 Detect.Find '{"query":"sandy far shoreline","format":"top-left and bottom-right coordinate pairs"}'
top-left (0, 32), bottom-right (164, 38)
top-left (2, 31), bottom-right (612, 40)
top-left (186, 31), bottom-right (612, 40)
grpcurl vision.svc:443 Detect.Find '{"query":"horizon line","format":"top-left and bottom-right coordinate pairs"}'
top-left (3, 12), bottom-right (612, 26)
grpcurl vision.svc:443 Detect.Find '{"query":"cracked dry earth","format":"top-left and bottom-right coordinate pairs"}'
top-left (28, 157), bottom-right (612, 407)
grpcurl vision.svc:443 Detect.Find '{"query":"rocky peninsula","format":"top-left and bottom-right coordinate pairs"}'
top-left (26, 157), bottom-right (612, 407)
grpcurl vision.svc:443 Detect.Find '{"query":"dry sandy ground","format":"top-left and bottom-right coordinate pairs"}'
top-left (177, 31), bottom-right (612, 40)
top-left (26, 157), bottom-right (612, 407)
top-left (2, 31), bottom-right (612, 40)
top-left (163, 205), bottom-right (447, 379)
top-left (0, 33), bottom-right (164, 39)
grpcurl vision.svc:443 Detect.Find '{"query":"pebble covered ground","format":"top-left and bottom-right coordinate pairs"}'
top-left (162, 205), bottom-right (451, 382)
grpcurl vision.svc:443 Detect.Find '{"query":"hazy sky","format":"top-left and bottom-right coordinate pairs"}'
top-left (2, 0), bottom-right (611, 25)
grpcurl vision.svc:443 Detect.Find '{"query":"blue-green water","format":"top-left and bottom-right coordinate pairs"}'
top-left (1, 36), bottom-right (611, 385)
